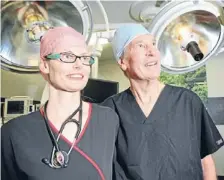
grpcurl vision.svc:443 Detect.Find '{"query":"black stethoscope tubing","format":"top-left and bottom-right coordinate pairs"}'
top-left (42, 98), bottom-right (82, 168)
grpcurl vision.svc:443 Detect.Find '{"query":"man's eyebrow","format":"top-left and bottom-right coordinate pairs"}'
top-left (133, 40), bottom-right (144, 44)
top-left (133, 38), bottom-right (156, 45)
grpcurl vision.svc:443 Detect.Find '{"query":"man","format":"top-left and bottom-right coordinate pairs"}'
top-left (102, 24), bottom-right (224, 180)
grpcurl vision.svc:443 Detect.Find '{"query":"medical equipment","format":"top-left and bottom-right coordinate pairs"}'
top-left (2, 96), bottom-right (40, 124)
top-left (41, 97), bottom-right (82, 169)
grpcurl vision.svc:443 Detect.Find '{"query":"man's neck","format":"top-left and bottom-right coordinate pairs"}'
top-left (46, 86), bottom-right (82, 125)
top-left (130, 79), bottom-right (165, 105)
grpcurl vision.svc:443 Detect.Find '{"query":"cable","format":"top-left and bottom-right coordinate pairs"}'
top-left (95, 0), bottom-right (109, 35)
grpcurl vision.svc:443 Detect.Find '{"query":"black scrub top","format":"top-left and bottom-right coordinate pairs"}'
top-left (1, 103), bottom-right (119, 180)
top-left (102, 84), bottom-right (224, 180)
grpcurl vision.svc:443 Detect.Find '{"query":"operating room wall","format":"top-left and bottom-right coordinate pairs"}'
top-left (1, 69), bottom-right (46, 101)
top-left (98, 61), bottom-right (130, 92)
top-left (206, 52), bottom-right (224, 176)
top-left (97, 43), bottom-right (130, 91)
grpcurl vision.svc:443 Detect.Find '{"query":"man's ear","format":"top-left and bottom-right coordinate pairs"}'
top-left (39, 59), bottom-right (49, 74)
top-left (118, 58), bottom-right (127, 71)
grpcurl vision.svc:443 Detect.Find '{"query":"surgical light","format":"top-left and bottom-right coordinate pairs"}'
top-left (17, 3), bottom-right (52, 43)
top-left (1, 1), bottom-right (97, 73)
top-left (146, 0), bottom-right (224, 74)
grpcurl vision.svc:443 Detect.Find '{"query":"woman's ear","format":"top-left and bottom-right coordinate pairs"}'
top-left (39, 59), bottom-right (49, 74)
top-left (39, 60), bottom-right (50, 82)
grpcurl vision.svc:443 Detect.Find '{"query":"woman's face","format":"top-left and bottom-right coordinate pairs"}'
top-left (41, 45), bottom-right (91, 92)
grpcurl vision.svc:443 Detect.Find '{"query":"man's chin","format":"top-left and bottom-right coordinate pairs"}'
top-left (145, 73), bottom-right (160, 81)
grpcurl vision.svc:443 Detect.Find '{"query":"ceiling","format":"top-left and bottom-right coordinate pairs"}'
top-left (88, 1), bottom-right (163, 29)
top-left (87, 1), bottom-right (164, 62)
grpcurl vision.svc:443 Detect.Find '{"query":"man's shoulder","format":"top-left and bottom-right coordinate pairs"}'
top-left (93, 103), bottom-right (117, 114)
top-left (167, 84), bottom-right (200, 100)
top-left (101, 89), bottom-right (129, 107)
top-left (91, 103), bottom-right (120, 127)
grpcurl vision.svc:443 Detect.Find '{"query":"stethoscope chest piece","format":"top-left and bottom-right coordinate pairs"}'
top-left (53, 151), bottom-right (69, 168)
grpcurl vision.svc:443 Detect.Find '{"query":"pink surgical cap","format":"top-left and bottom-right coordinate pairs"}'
top-left (40, 26), bottom-right (86, 60)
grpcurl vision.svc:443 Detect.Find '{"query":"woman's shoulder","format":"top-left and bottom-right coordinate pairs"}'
top-left (1, 111), bottom-right (43, 136)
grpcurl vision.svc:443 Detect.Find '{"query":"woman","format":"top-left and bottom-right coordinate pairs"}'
top-left (1, 26), bottom-right (119, 180)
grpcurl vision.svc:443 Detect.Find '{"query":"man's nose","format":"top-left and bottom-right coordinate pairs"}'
top-left (146, 48), bottom-right (156, 57)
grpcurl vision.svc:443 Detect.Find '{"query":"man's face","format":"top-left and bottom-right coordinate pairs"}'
top-left (119, 34), bottom-right (161, 80)
top-left (40, 45), bottom-right (91, 92)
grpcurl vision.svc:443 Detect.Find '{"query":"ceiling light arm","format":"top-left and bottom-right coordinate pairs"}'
top-left (82, 1), bottom-right (94, 44)
top-left (69, 0), bottom-right (93, 44)
top-left (129, 1), bottom-right (145, 23)
top-left (90, 0), bottom-right (110, 78)
top-left (92, 0), bottom-right (110, 58)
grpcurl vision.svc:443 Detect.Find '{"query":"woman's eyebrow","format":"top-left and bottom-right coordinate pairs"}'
top-left (80, 51), bottom-right (92, 56)
top-left (62, 51), bottom-right (73, 54)
top-left (63, 51), bottom-right (90, 56)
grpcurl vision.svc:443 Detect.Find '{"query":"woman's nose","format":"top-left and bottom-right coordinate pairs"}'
top-left (72, 58), bottom-right (83, 69)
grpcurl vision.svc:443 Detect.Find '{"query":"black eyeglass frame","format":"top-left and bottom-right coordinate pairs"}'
top-left (45, 52), bottom-right (95, 66)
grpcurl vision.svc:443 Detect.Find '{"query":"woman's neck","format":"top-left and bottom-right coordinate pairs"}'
top-left (46, 86), bottom-right (82, 125)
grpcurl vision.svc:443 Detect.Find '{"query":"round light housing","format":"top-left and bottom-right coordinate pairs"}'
top-left (1, 1), bottom-right (93, 73)
top-left (147, 1), bottom-right (224, 74)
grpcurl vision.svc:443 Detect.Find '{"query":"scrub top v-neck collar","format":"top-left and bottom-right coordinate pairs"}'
top-left (126, 84), bottom-right (171, 124)
top-left (43, 103), bottom-right (92, 148)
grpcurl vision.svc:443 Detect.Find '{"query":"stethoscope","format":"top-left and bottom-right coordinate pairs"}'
top-left (41, 98), bottom-right (82, 169)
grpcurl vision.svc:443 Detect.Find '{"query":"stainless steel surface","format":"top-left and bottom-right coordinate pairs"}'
top-left (159, 10), bottom-right (221, 70)
top-left (128, 0), bottom-right (169, 23)
top-left (148, 1), bottom-right (224, 74)
top-left (1, 1), bottom-right (93, 73)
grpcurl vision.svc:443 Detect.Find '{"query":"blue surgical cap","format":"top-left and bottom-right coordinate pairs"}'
top-left (111, 24), bottom-right (150, 61)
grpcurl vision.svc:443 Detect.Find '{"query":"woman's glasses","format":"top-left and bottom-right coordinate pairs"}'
top-left (45, 52), bottom-right (95, 66)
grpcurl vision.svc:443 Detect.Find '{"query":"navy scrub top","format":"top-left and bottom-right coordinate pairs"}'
top-left (102, 84), bottom-right (224, 180)
top-left (1, 103), bottom-right (119, 180)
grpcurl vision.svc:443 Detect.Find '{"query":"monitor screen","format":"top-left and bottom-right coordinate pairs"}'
top-left (83, 78), bottom-right (119, 103)
top-left (7, 101), bottom-right (24, 114)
